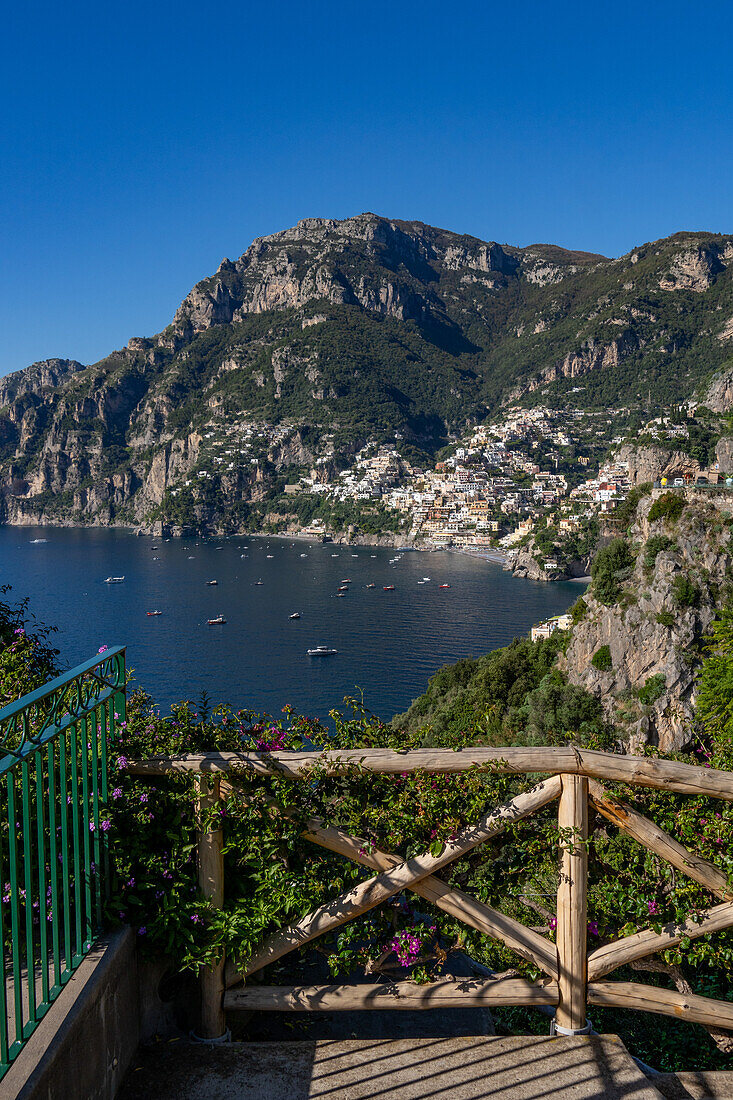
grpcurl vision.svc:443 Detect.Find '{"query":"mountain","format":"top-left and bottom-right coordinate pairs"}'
top-left (1, 213), bottom-right (733, 531)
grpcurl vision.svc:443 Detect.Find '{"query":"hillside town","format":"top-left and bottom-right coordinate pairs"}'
top-left (291, 405), bottom-right (725, 555)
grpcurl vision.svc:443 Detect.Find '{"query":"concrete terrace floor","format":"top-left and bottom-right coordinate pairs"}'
top-left (118, 1034), bottom-right (671, 1100)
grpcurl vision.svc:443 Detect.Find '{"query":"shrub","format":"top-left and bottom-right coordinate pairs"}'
top-left (648, 492), bottom-right (685, 525)
top-left (614, 483), bottom-right (652, 528)
top-left (672, 574), bottom-right (699, 607)
top-left (570, 596), bottom-right (588, 624)
top-left (637, 673), bottom-right (667, 705)
top-left (656, 610), bottom-right (675, 627)
top-left (591, 538), bottom-right (635, 605)
top-left (644, 535), bottom-right (676, 572)
top-left (591, 645), bottom-right (613, 671)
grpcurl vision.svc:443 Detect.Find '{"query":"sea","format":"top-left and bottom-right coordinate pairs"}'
top-left (0, 526), bottom-right (584, 723)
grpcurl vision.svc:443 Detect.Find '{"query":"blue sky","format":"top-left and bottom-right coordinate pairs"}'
top-left (2, 0), bottom-right (732, 376)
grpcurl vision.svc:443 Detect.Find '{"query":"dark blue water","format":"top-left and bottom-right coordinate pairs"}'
top-left (0, 527), bottom-right (584, 721)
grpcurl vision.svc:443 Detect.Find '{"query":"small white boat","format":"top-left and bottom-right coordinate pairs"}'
top-left (366, 583), bottom-right (376, 588)
top-left (208, 615), bottom-right (226, 625)
top-left (146, 610), bottom-right (162, 616)
top-left (104, 576), bottom-right (125, 583)
top-left (254, 580), bottom-right (264, 585)
top-left (30, 538), bottom-right (48, 544)
top-left (206, 580), bottom-right (218, 586)
top-left (289, 612), bottom-right (301, 620)
top-left (266, 554), bottom-right (274, 559)
top-left (331, 554), bottom-right (339, 557)
top-left (300, 553), bottom-right (308, 558)
top-left (307, 646), bottom-right (337, 656)
top-left (423, 577), bottom-right (431, 581)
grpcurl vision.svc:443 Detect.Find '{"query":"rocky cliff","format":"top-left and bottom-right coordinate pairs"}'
top-left (1, 216), bottom-right (733, 533)
top-left (560, 492), bottom-right (733, 751)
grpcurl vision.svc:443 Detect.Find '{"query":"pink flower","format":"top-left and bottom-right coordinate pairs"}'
top-left (98, 645), bottom-right (109, 653)
top-left (647, 900), bottom-right (660, 915)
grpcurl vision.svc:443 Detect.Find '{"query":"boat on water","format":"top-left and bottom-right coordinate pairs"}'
top-left (104, 576), bottom-right (125, 583)
top-left (341, 578), bottom-right (352, 583)
top-left (266, 554), bottom-right (274, 559)
top-left (146, 610), bottom-right (162, 616)
top-left (383, 585), bottom-right (395, 591)
top-left (289, 612), bottom-right (301, 619)
top-left (300, 553), bottom-right (308, 558)
top-left (307, 646), bottom-right (337, 656)
top-left (337, 592), bottom-right (347, 597)
top-left (331, 553), bottom-right (339, 557)
top-left (366, 583), bottom-right (376, 588)
top-left (208, 615), bottom-right (226, 625)
top-left (254, 580), bottom-right (264, 585)
top-left (440, 583), bottom-right (451, 588)
top-left (206, 580), bottom-right (218, 586)
top-left (29, 538), bottom-right (48, 544)
top-left (423, 577), bottom-right (431, 581)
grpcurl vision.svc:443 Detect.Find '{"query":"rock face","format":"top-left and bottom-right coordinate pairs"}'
top-left (658, 241), bottom-right (730, 292)
top-left (1, 217), bottom-right (732, 535)
top-left (561, 495), bottom-right (732, 751)
top-left (705, 365), bottom-right (733, 412)
top-left (613, 444), bottom-right (702, 485)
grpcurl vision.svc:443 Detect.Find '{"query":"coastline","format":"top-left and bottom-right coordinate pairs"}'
top-left (1, 515), bottom-right (509, 565)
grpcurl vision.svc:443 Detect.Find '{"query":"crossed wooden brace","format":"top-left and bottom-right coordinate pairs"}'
top-left (218, 773), bottom-right (733, 1030)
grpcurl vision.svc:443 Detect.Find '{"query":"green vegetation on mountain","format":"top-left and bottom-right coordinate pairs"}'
top-left (0, 215), bottom-right (732, 532)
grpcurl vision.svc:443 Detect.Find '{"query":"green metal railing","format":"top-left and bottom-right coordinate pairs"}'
top-left (0, 646), bottom-right (125, 1079)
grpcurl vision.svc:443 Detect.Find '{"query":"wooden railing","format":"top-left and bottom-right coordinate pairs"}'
top-left (130, 747), bottom-right (733, 1040)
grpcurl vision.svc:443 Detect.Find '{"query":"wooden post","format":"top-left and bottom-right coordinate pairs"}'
top-left (195, 775), bottom-right (226, 1039)
top-left (555, 774), bottom-right (588, 1032)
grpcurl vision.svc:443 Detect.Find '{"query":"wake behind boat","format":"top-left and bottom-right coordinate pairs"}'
top-left (307, 645), bottom-right (337, 656)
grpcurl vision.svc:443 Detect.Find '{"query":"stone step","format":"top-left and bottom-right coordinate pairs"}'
top-left (118, 1033), bottom-right (666, 1099)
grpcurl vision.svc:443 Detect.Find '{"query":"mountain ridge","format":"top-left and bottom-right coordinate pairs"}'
top-left (1, 213), bottom-right (733, 532)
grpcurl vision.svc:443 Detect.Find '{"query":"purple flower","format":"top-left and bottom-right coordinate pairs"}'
top-left (139, 793), bottom-right (149, 804)
top-left (587, 921), bottom-right (599, 936)
top-left (548, 917), bottom-right (558, 931)
top-left (112, 788), bottom-right (123, 800)
top-left (137, 926), bottom-right (146, 936)
top-left (100, 819), bottom-right (111, 832)
top-left (647, 900), bottom-right (660, 915)
top-left (116, 756), bottom-right (128, 770)
top-left (98, 645), bottom-right (109, 653)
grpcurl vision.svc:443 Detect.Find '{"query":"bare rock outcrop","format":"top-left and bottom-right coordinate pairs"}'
top-left (560, 496), bottom-right (730, 751)
top-left (612, 443), bottom-right (701, 485)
